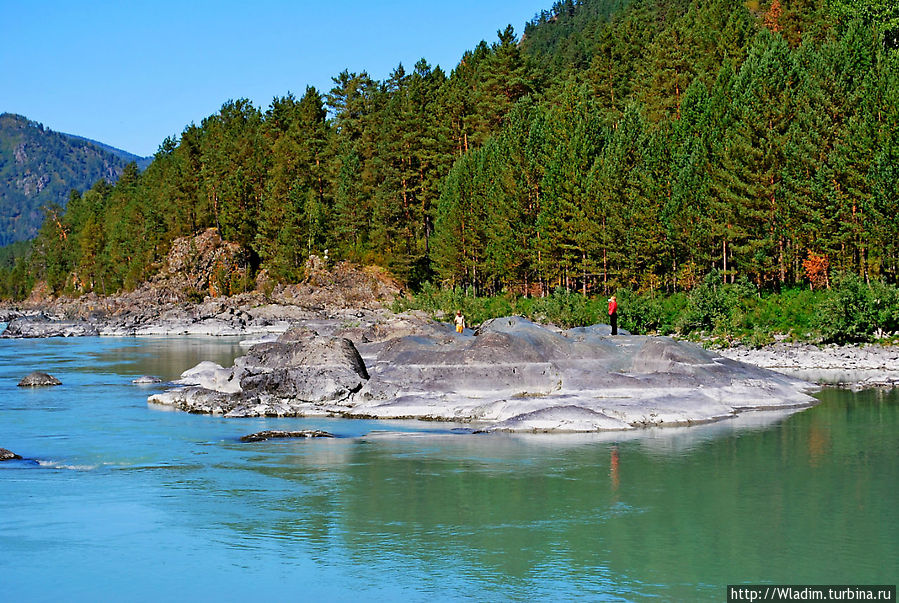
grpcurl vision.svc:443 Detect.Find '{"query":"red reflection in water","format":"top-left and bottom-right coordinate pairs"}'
top-left (610, 445), bottom-right (620, 492)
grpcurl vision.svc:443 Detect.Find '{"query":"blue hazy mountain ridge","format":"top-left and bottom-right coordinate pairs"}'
top-left (0, 113), bottom-right (152, 246)
top-left (58, 132), bottom-right (153, 171)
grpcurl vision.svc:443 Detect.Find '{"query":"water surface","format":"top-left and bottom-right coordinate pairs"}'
top-left (1, 337), bottom-right (896, 600)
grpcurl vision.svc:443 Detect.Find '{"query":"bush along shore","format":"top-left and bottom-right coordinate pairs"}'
top-left (393, 271), bottom-right (899, 347)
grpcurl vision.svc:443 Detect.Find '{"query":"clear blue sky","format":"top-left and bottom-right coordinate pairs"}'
top-left (1, 0), bottom-right (549, 157)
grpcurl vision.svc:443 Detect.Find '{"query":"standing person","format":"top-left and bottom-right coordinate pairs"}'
top-left (608, 295), bottom-right (618, 335)
top-left (454, 310), bottom-right (465, 334)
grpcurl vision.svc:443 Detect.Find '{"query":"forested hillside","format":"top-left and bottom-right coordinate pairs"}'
top-left (2, 0), bottom-right (898, 301)
top-left (0, 113), bottom-right (148, 247)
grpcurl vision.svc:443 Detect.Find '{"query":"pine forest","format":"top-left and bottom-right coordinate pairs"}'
top-left (2, 0), bottom-right (898, 317)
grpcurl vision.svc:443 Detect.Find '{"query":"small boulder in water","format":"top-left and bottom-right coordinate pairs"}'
top-left (175, 361), bottom-right (240, 393)
top-left (18, 372), bottom-right (62, 387)
top-left (0, 448), bottom-right (23, 461)
top-left (240, 430), bottom-right (334, 442)
top-left (132, 375), bottom-right (163, 384)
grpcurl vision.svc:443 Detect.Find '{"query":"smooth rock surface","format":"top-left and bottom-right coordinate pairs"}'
top-left (18, 371), bottom-right (62, 387)
top-left (175, 361), bottom-right (240, 393)
top-left (151, 315), bottom-right (818, 432)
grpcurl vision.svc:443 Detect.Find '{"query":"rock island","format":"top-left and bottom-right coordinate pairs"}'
top-left (149, 314), bottom-right (818, 433)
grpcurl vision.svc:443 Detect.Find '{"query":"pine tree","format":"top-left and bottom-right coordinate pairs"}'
top-left (536, 85), bottom-right (605, 293)
top-left (431, 152), bottom-right (488, 290)
top-left (328, 71), bottom-right (378, 263)
top-left (709, 31), bottom-right (802, 285)
top-left (257, 87), bottom-right (331, 280)
top-left (475, 25), bottom-right (537, 134)
top-left (332, 149), bottom-right (369, 261)
top-left (199, 99), bottom-right (266, 253)
top-left (634, 20), bottom-right (695, 121)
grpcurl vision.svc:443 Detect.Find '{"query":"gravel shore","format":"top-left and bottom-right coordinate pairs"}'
top-left (716, 342), bottom-right (899, 388)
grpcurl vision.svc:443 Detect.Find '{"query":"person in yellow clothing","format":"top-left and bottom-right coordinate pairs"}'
top-left (454, 310), bottom-right (465, 333)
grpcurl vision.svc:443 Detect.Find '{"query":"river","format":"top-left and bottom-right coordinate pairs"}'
top-left (1, 336), bottom-right (896, 600)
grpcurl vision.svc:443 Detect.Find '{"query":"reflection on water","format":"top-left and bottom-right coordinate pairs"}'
top-left (224, 397), bottom-right (895, 599)
top-left (87, 336), bottom-right (248, 380)
top-left (0, 337), bottom-right (897, 600)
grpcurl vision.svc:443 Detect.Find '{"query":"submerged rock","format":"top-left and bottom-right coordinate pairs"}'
top-left (0, 447), bottom-right (23, 461)
top-left (151, 315), bottom-right (819, 432)
top-left (18, 372), bottom-right (62, 387)
top-left (132, 375), bottom-right (163, 384)
top-left (240, 430), bottom-right (334, 442)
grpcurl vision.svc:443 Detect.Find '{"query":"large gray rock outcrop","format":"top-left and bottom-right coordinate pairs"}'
top-left (349, 316), bottom-right (816, 429)
top-left (151, 315), bottom-right (819, 432)
top-left (235, 334), bottom-right (369, 402)
top-left (151, 329), bottom-right (369, 417)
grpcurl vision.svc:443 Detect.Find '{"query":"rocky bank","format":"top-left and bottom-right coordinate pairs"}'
top-left (717, 342), bottom-right (899, 388)
top-left (0, 228), bottom-right (402, 338)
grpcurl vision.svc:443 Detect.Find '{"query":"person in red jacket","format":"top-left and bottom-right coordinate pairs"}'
top-left (608, 295), bottom-right (618, 335)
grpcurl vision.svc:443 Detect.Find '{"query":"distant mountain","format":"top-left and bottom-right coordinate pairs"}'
top-left (59, 132), bottom-right (153, 171)
top-left (0, 113), bottom-right (152, 246)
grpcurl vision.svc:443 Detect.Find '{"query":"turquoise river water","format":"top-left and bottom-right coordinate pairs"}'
top-left (0, 336), bottom-right (896, 601)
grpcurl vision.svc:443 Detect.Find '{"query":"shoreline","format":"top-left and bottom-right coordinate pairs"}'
top-left (2, 297), bottom-right (898, 390)
top-left (0, 291), bottom-right (385, 339)
top-left (715, 342), bottom-right (899, 389)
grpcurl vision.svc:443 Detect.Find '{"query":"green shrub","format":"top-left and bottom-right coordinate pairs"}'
top-left (868, 279), bottom-right (899, 337)
top-left (742, 287), bottom-right (822, 337)
top-left (617, 289), bottom-right (686, 335)
top-left (816, 274), bottom-right (899, 343)
top-left (676, 271), bottom-right (757, 336)
top-left (527, 288), bottom-right (600, 328)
